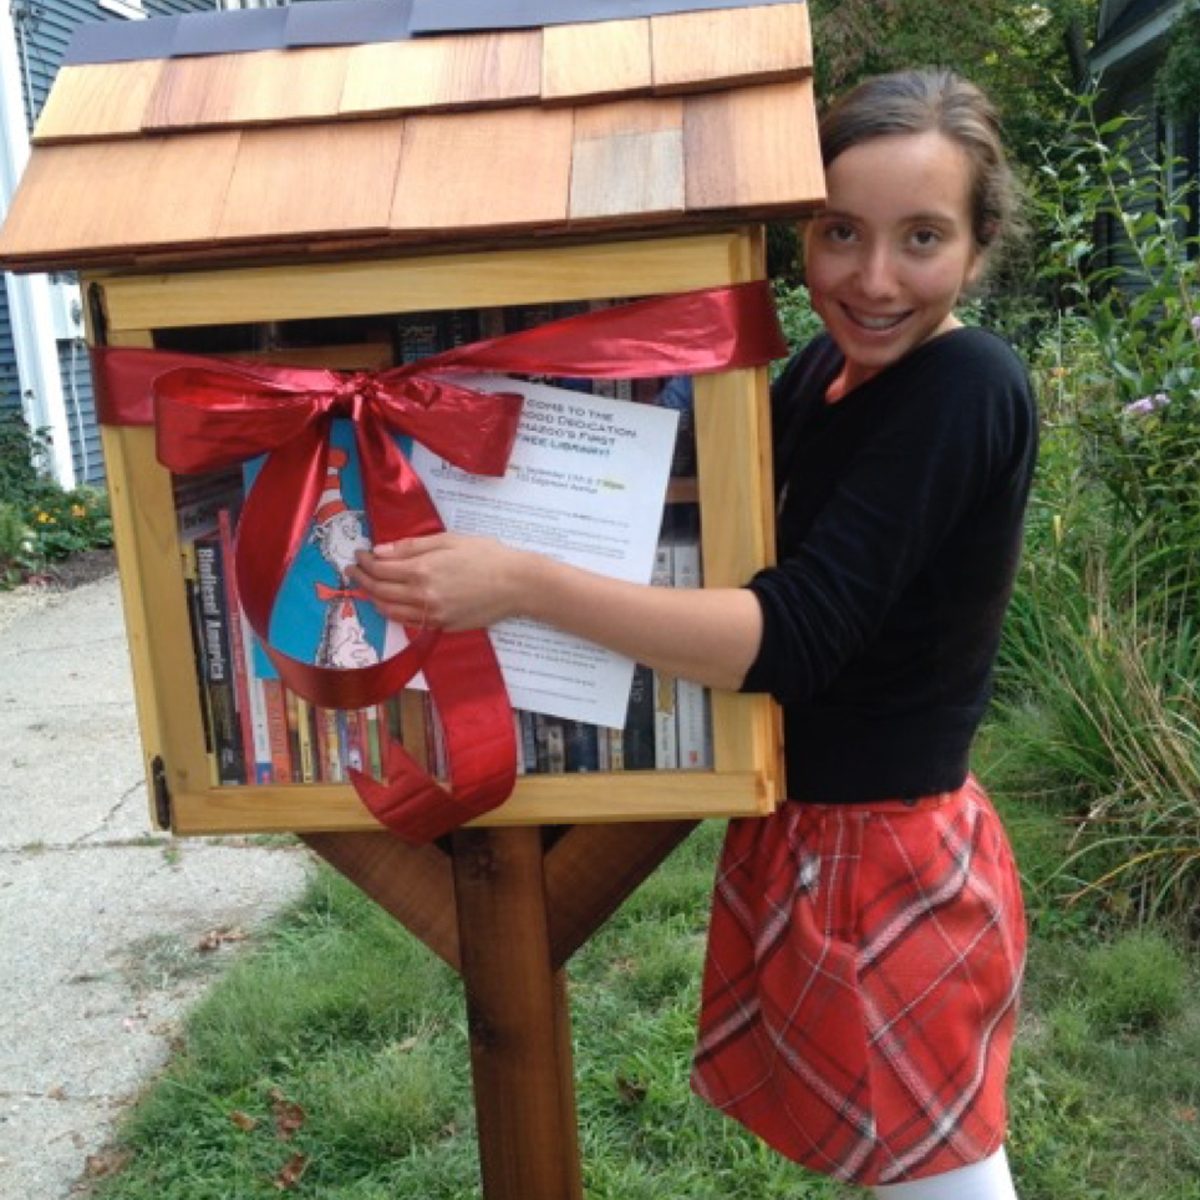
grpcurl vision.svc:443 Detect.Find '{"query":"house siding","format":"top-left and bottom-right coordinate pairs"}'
top-left (1093, 3), bottom-right (1198, 289)
top-left (0, 285), bottom-right (19, 422)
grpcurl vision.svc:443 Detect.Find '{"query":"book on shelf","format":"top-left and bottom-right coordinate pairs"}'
top-left (193, 532), bottom-right (247, 786)
top-left (218, 506), bottom-right (274, 784)
top-left (261, 678), bottom-right (294, 784)
top-left (180, 538), bottom-right (217, 778)
top-left (562, 719), bottom-right (600, 773)
top-left (650, 541), bottom-right (679, 770)
top-left (670, 528), bottom-right (713, 770)
top-left (622, 664), bottom-right (656, 771)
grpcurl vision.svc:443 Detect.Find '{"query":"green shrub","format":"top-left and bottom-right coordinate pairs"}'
top-left (0, 501), bottom-right (34, 586)
top-left (1080, 931), bottom-right (1188, 1035)
top-left (0, 411), bottom-right (112, 586)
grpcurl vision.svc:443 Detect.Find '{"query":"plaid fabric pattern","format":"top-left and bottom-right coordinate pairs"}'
top-left (691, 777), bottom-right (1025, 1186)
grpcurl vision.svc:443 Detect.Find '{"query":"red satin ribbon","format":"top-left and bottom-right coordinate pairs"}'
top-left (93, 280), bottom-right (787, 843)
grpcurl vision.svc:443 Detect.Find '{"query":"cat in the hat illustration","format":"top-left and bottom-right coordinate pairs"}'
top-left (311, 447), bottom-right (379, 672)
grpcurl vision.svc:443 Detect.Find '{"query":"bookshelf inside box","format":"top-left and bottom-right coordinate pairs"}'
top-left (90, 229), bottom-right (783, 835)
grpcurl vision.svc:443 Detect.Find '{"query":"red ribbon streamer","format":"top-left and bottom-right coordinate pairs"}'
top-left (93, 280), bottom-right (787, 843)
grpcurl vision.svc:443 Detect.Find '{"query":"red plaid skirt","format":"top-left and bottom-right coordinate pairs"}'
top-left (691, 777), bottom-right (1026, 1186)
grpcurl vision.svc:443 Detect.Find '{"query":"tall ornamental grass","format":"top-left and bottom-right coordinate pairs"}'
top-left (992, 90), bottom-right (1200, 929)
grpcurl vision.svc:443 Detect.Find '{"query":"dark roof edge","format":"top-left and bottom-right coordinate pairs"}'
top-left (64, 0), bottom-right (800, 66)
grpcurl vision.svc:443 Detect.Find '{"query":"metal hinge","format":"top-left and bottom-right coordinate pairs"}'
top-left (151, 756), bottom-right (172, 830)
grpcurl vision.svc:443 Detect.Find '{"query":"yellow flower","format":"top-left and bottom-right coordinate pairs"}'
top-left (71, 504), bottom-right (87, 518)
top-left (36, 511), bottom-right (50, 523)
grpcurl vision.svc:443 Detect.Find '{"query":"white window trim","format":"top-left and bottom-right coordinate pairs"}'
top-left (98, 0), bottom-right (146, 20)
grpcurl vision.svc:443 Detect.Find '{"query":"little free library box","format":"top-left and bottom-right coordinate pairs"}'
top-left (1, 0), bottom-right (825, 840)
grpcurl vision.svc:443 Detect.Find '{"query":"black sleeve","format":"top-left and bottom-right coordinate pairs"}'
top-left (742, 331), bottom-right (1036, 703)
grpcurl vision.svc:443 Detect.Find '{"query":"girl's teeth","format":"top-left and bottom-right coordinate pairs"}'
top-left (854, 312), bottom-right (904, 330)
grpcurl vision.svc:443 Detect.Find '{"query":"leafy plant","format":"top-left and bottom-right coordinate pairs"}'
top-left (1035, 88), bottom-right (1200, 618)
top-left (1157, 2), bottom-right (1200, 122)
top-left (1081, 930), bottom-right (1189, 1034)
top-left (0, 410), bottom-right (112, 585)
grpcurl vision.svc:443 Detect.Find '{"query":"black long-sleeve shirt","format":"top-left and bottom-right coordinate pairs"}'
top-left (741, 326), bottom-right (1037, 803)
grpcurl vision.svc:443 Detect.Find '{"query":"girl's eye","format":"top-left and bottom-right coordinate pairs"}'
top-left (822, 223), bottom-right (856, 244)
top-left (910, 228), bottom-right (943, 249)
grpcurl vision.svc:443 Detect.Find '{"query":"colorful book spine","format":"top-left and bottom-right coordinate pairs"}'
top-left (294, 695), bottom-right (316, 783)
top-left (365, 707), bottom-right (383, 778)
top-left (261, 679), bottom-right (293, 784)
top-left (218, 507), bottom-right (273, 784)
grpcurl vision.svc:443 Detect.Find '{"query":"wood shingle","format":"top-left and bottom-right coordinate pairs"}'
top-left (0, 1), bottom-right (823, 271)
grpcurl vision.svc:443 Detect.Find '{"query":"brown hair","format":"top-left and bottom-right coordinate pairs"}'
top-left (819, 69), bottom-right (1022, 254)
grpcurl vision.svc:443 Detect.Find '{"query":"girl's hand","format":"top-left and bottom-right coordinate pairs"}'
top-left (349, 533), bottom-right (536, 631)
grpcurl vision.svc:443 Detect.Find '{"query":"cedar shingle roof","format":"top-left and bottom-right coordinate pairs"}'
top-left (0, 1), bottom-right (823, 273)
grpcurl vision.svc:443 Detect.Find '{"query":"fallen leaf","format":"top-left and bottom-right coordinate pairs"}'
top-left (269, 1088), bottom-right (307, 1140)
top-left (229, 1110), bottom-right (259, 1132)
top-left (83, 1147), bottom-right (133, 1179)
top-left (197, 926), bottom-right (249, 953)
top-left (46, 1085), bottom-right (67, 1101)
top-left (396, 1036), bottom-right (419, 1054)
top-left (1176, 1105), bottom-right (1197, 1124)
top-left (616, 1074), bottom-right (648, 1105)
top-left (273, 1151), bottom-right (309, 1190)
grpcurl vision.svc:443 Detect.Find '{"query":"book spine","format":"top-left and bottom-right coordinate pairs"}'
top-left (318, 708), bottom-right (340, 783)
top-left (650, 542), bottom-right (679, 770)
top-left (180, 540), bottom-right (217, 784)
top-left (294, 695), bottom-right (316, 783)
top-left (562, 719), bottom-right (600, 773)
top-left (341, 710), bottom-right (367, 776)
top-left (596, 727), bottom-right (611, 772)
top-left (194, 533), bottom-right (247, 785)
top-left (607, 726), bottom-right (625, 772)
top-left (261, 679), bottom-right (294, 784)
top-left (398, 690), bottom-right (431, 771)
top-left (534, 714), bottom-right (566, 774)
top-left (622, 664), bottom-right (656, 770)
top-left (512, 712), bottom-right (527, 775)
top-left (218, 507), bottom-right (270, 784)
top-left (671, 535), bottom-right (713, 770)
top-left (518, 711), bottom-right (539, 775)
top-left (366, 707), bottom-right (383, 778)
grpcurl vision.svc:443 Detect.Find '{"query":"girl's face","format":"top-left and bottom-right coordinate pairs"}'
top-left (804, 130), bottom-right (985, 396)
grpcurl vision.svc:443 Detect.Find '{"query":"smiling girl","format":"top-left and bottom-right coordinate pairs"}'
top-left (351, 69), bottom-right (1037, 1199)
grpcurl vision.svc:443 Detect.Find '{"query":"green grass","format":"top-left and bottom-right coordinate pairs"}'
top-left (87, 789), bottom-right (1200, 1200)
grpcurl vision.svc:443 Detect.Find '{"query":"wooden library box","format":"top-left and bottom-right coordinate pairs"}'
top-left (0, 0), bottom-right (825, 837)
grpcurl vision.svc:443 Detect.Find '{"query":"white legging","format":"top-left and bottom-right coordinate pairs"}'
top-left (872, 1147), bottom-right (1017, 1200)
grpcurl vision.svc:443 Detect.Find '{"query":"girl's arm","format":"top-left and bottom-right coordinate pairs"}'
top-left (349, 533), bottom-right (763, 692)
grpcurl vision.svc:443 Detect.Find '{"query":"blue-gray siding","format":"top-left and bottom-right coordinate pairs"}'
top-left (0, 285), bottom-right (19, 421)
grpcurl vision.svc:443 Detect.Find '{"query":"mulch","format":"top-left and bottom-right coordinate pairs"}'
top-left (23, 547), bottom-right (118, 592)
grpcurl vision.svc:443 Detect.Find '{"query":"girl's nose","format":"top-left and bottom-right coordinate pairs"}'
top-left (857, 245), bottom-right (899, 298)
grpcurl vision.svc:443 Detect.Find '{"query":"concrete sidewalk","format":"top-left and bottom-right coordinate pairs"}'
top-left (0, 572), bottom-right (312, 1197)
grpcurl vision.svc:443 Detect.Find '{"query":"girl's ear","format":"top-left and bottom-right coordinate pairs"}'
top-left (963, 245), bottom-right (989, 293)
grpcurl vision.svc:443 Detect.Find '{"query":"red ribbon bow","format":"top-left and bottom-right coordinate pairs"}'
top-left (93, 280), bottom-right (788, 844)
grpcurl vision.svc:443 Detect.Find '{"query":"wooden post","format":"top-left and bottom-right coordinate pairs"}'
top-left (450, 826), bottom-right (584, 1200)
top-left (306, 821), bottom-right (698, 1200)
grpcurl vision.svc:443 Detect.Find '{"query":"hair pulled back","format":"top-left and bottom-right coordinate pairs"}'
top-left (819, 69), bottom-right (1020, 254)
